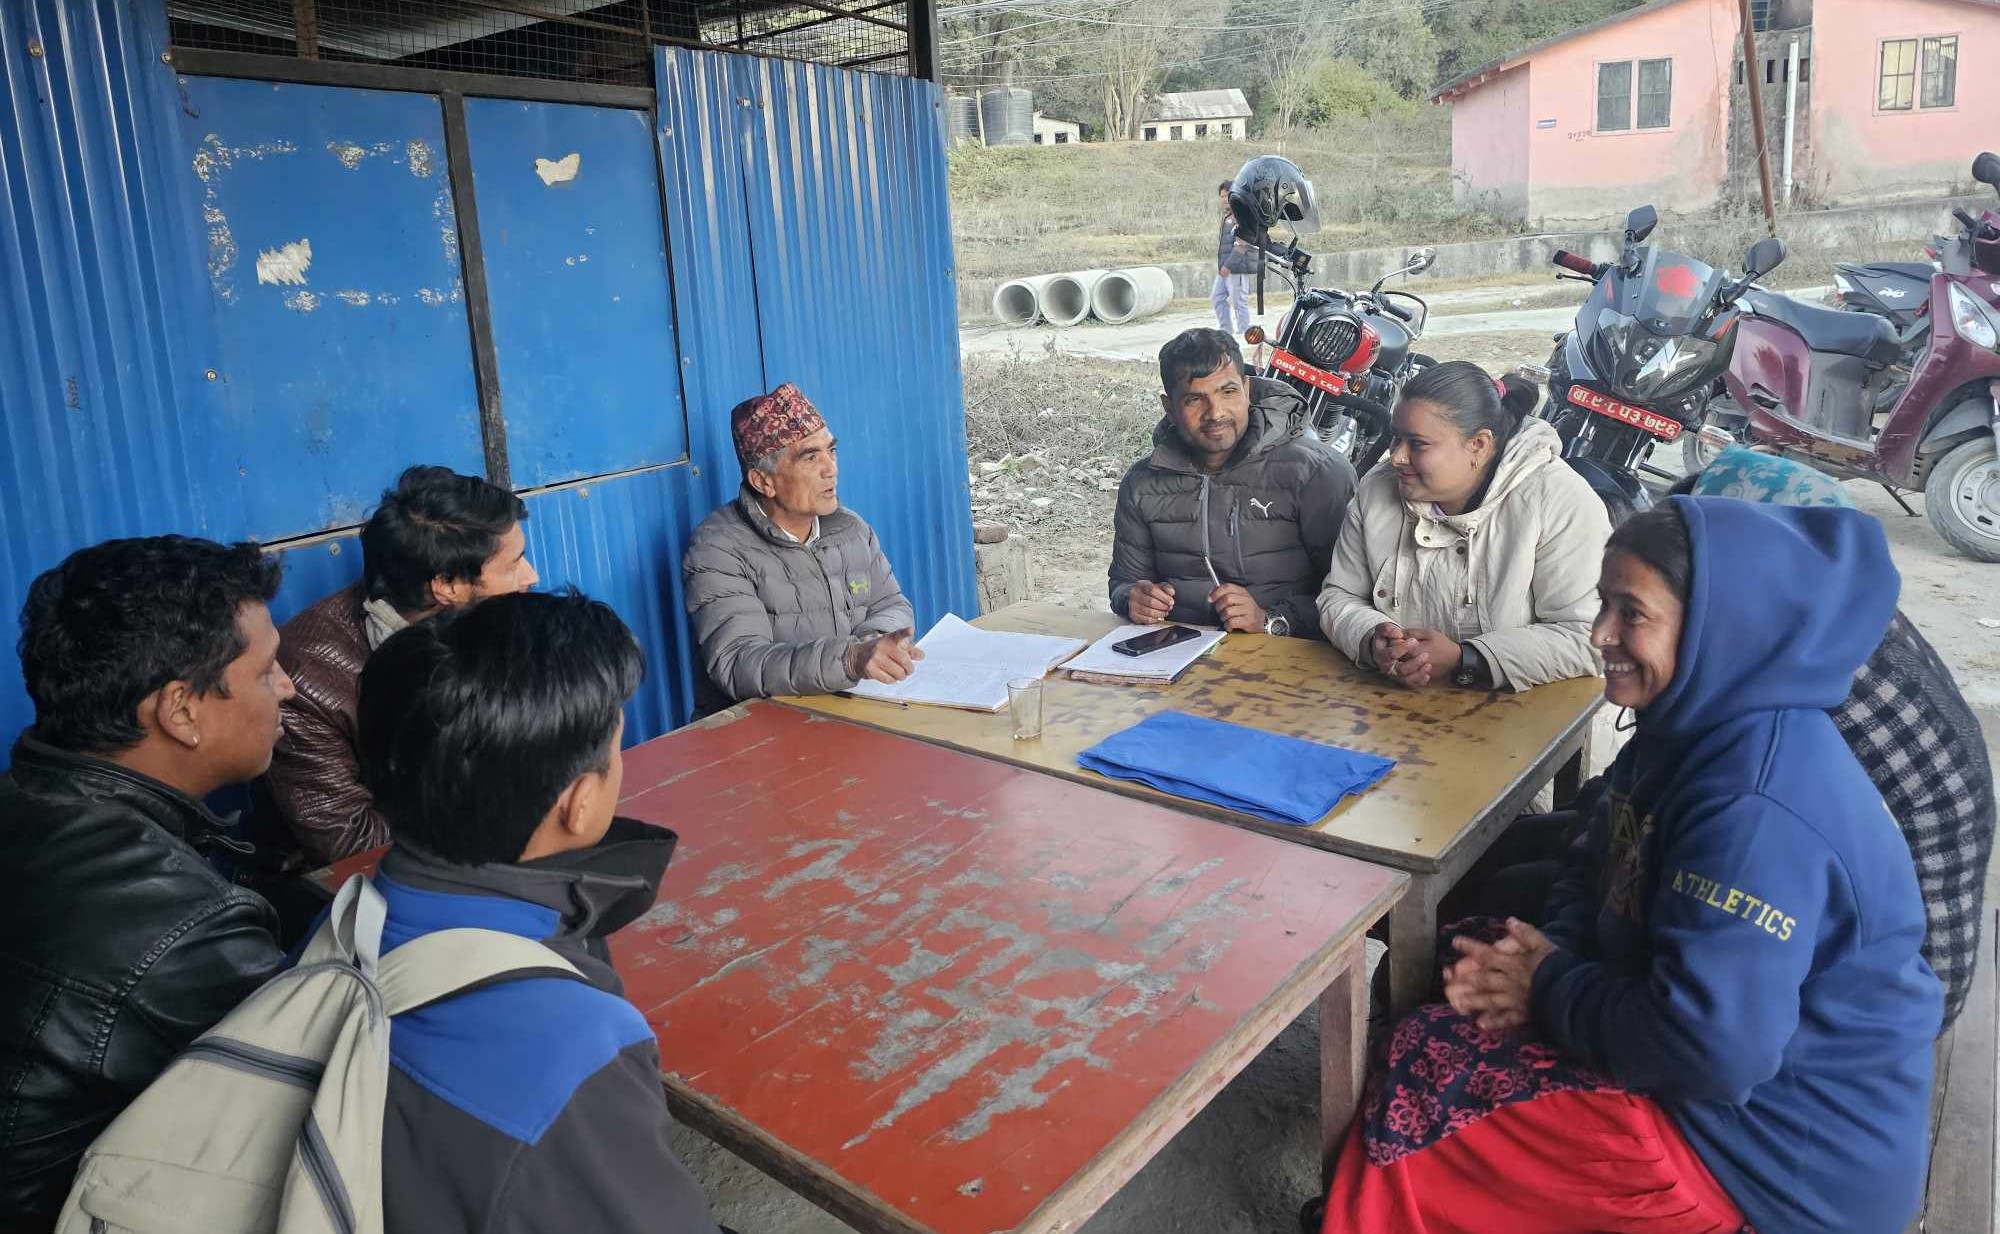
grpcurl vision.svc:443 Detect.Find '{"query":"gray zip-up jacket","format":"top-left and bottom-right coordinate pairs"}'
top-left (684, 485), bottom-right (913, 702)
top-left (1109, 379), bottom-right (1356, 636)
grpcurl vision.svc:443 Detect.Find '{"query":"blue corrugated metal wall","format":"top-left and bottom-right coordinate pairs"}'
top-left (0, 2), bottom-right (973, 754)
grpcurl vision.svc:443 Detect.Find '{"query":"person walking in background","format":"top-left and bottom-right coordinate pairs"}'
top-left (1212, 181), bottom-right (1258, 335)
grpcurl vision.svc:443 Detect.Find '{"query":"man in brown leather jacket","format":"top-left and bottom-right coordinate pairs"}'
top-left (0, 536), bottom-right (293, 1231)
top-left (266, 466), bottom-right (537, 866)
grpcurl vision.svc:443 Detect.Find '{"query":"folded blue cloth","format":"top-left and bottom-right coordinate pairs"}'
top-left (1076, 710), bottom-right (1395, 826)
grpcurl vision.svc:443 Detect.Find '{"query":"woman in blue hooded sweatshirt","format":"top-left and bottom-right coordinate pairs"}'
top-left (1320, 496), bottom-right (1941, 1234)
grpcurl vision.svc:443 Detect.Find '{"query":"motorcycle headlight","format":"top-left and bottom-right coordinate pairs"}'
top-left (1594, 308), bottom-right (1714, 403)
top-left (1632, 334), bottom-right (1716, 395)
top-left (1948, 283), bottom-right (2000, 351)
top-left (1297, 308), bottom-right (1365, 371)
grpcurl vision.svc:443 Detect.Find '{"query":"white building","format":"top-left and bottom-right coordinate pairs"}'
top-left (1140, 89), bottom-right (1253, 141)
top-left (1031, 112), bottom-right (1082, 145)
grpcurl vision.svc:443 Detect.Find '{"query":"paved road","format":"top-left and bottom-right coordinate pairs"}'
top-left (960, 285), bottom-right (1832, 363)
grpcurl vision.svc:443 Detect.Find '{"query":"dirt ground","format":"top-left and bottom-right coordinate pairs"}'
top-left (673, 298), bottom-right (2000, 1234)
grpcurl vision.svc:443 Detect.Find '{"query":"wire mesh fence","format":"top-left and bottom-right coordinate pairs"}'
top-left (167, 0), bottom-right (913, 84)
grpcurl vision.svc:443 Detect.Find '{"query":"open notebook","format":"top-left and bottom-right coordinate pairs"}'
top-left (843, 614), bottom-right (1087, 712)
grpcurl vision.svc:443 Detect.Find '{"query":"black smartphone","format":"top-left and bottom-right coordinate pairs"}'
top-left (1112, 625), bottom-right (1202, 657)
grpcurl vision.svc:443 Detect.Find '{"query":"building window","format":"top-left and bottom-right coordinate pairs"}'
top-left (1220, 121), bottom-right (1233, 137)
top-left (1636, 58), bottom-right (1672, 128)
top-left (1195, 123), bottom-right (1210, 137)
top-left (1597, 61), bottom-right (1632, 131)
top-left (1881, 35), bottom-right (1956, 110)
top-left (1880, 38), bottom-right (1918, 109)
top-left (1597, 58), bottom-right (1672, 131)
top-left (1054, 132), bottom-right (1069, 144)
top-left (1170, 124), bottom-right (1183, 139)
top-left (1921, 35), bottom-right (1957, 108)
top-left (1144, 126), bottom-right (1158, 140)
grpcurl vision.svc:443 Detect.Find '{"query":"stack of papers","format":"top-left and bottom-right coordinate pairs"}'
top-left (1061, 623), bottom-right (1226, 683)
top-left (843, 614), bottom-right (1086, 712)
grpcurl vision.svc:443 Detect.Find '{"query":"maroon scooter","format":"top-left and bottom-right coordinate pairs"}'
top-left (1691, 153), bottom-right (2000, 562)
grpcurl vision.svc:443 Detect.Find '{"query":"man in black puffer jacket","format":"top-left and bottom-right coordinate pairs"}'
top-left (1110, 328), bottom-right (1356, 638)
top-left (0, 537), bottom-right (293, 1232)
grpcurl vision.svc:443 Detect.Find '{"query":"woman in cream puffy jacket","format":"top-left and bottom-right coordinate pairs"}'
top-left (1318, 362), bottom-right (1611, 691)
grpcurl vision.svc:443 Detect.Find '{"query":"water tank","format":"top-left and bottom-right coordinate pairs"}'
top-left (979, 87), bottom-right (1033, 147)
top-left (945, 94), bottom-right (978, 145)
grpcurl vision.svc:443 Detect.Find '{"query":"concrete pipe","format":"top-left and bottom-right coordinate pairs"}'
top-left (992, 274), bottom-right (1056, 326)
top-left (1039, 270), bottom-right (1109, 327)
top-left (1091, 266), bottom-right (1177, 325)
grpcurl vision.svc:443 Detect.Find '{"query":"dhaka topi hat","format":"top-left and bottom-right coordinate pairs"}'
top-left (730, 383), bottom-right (827, 468)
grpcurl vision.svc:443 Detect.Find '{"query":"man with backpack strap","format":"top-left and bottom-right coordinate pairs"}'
top-left (0, 537), bottom-right (294, 1233)
top-left (57, 589), bottom-right (723, 1234)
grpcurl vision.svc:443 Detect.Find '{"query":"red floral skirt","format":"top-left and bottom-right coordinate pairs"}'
top-left (1323, 918), bottom-right (1748, 1233)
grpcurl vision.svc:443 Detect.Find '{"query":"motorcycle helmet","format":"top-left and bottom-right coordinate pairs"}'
top-left (1229, 156), bottom-right (1322, 239)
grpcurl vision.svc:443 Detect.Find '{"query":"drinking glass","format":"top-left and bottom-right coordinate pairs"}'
top-left (1008, 677), bottom-right (1044, 740)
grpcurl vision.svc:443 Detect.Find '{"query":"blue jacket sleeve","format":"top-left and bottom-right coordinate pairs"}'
top-left (1530, 794), bottom-right (1836, 1104)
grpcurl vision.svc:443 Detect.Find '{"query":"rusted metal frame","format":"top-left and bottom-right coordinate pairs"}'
top-left (838, 47), bottom-right (905, 69)
top-left (439, 91), bottom-right (511, 489)
top-left (732, 0), bottom-right (902, 46)
top-left (908, 0), bottom-right (940, 84)
top-left (293, 0), bottom-right (319, 58)
top-left (765, 0), bottom-right (907, 36)
top-left (166, 47), bottom-right (658, 107)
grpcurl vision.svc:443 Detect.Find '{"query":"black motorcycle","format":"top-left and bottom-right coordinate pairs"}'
top-left (1226, 155), bottom-right (1436, 476)
top-left (1241, 243), bottom-right (1438, 475)
top-left (1529, 204), bottom-right (1784, 521)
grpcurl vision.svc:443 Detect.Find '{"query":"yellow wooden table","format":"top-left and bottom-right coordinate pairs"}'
top-left (781, 602), bottom-right (1602, 1013)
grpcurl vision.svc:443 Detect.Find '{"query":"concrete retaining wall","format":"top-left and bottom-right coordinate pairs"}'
top-left (956, 192), bottom-right (1992, 320)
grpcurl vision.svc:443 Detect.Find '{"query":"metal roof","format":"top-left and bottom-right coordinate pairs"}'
top-left (1146, 88), bottom-right (1252, 122)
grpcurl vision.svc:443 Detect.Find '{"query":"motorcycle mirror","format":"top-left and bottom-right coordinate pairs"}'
top-left (1975, 152), bottom-right (2000, 190)
top-left (1624, 205), bottom-right (1659, 245)
top-left (1743, 236), bottom-right (1787, 280)
top-left (1407, 247), bottom-right (1437, 275)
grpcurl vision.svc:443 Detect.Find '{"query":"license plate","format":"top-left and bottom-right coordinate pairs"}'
top-left (1269, 348), bottom-right (1347, 397)
top-left (1568, 384), bottom-right (1683, 442)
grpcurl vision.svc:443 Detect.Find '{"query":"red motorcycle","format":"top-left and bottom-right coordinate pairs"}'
top-left (1691, 153), bottom-right (2000, 562)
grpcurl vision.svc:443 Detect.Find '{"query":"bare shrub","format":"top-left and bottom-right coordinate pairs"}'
top-left (961, 349), bottom-right (1162, 534)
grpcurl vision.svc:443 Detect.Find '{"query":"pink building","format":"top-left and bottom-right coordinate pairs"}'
top-left (1433, 0), bottom-right (2000, 226)
top-left (1809, 0), bottom-right (2000, 201)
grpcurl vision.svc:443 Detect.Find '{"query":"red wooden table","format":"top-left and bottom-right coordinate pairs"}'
top-left (611, 703), bottom-right (1405, 1234)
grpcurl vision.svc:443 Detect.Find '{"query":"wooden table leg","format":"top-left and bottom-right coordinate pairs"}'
top-left (1386, 875), bottom-right (1437, 1018)
top-left (1319, 935), bottom-right (1370, 1188)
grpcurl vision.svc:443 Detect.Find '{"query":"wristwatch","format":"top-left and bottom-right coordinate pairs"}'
top-left (1453, 641), bottom-right (1490, 689)
top-left (1263, 613), bottom-right (1290, 638)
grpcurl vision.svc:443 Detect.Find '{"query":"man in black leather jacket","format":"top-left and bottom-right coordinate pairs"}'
top-left (0, 536), bottom-right (295, 1232)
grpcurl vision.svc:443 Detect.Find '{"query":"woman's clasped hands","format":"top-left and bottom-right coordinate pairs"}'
top-left (1442, 917), bottom-right (1557, 1033)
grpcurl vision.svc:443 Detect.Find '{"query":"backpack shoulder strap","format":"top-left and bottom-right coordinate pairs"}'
top-left (375, 927), bottom-right (587, 1018)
